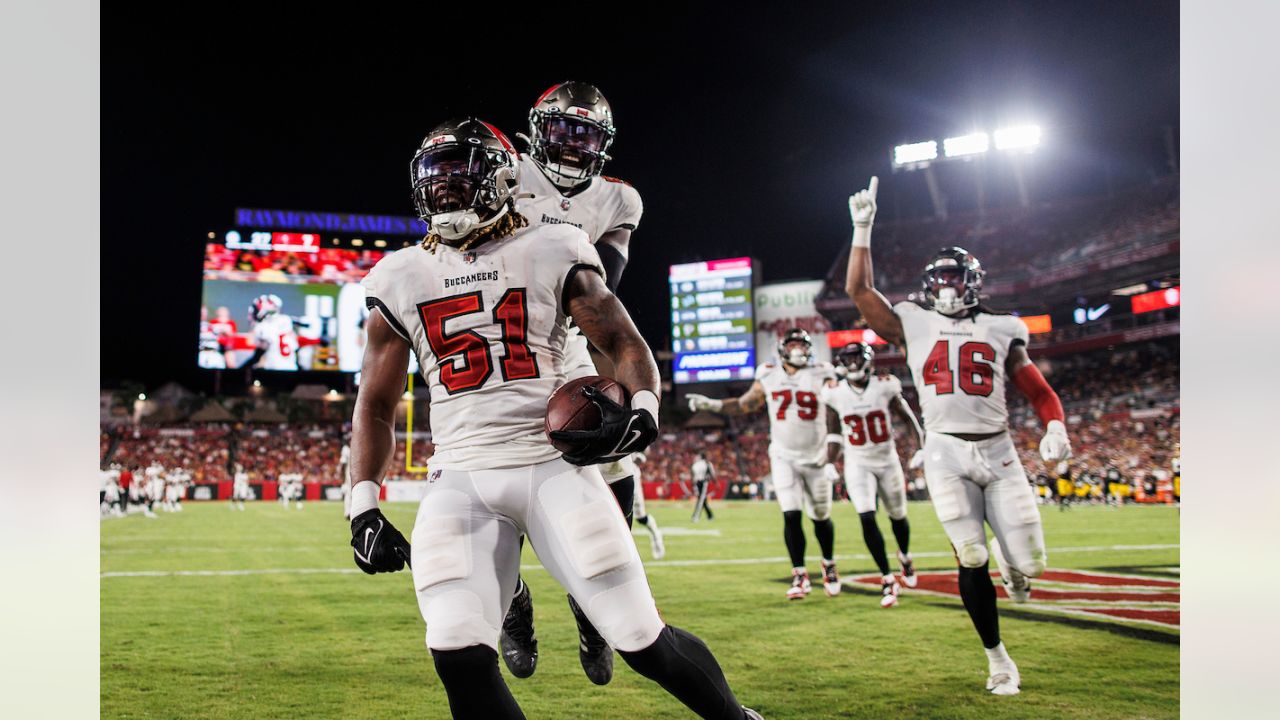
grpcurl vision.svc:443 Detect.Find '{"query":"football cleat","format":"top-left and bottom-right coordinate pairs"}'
top-left (649, 527), bottom-right (666, 561)
top-left (744, 708), bottom-right (766, 719)
top-left (986, 663), bottom-right (1021, 696)
top-left (879, 577), bottom-right (901, 608)
top-left (499, 581), bottom-right (538, 679)
top-left (897, 550), bottom-right (918, 588)
top-left (990, 538), bottom-right (1031, 603)
top-left (821, 560), bottom-right (841, 597)
top-left (568, 594), bottom-right (613, 685)
top-left (786, 570), bottom-right (812, 600)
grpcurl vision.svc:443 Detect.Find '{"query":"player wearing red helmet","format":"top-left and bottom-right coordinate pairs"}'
top-left (844, 176), bottom-right (1072, 696)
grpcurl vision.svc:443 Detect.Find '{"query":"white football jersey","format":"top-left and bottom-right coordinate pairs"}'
top-left (234, 471), bottom-right (250, 488)
top-left (252, 313), bottom-right (300, 370)
top-left (361, 222), bottom-right (605, 471)
top-left (820, 375), bottom-right (902, 465)
top-left (691, 459), bottom-right (713, 481)
top-left (756, 361), bottom-right (838, 464)
top-left (515, 155), bottom-right (643, 245)
top-left (894, 301), bottom-right (1028, 435)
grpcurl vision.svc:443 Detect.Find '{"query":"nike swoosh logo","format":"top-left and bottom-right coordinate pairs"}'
top-left (614, 428), bottom-right (643, 454)
top-left (355, 519), bottom-right (383, 563)
top-left (1002, 460), bottom-right (1015, 467)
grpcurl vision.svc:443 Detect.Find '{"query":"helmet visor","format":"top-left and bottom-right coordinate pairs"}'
top-left (837, 347), bottom-right (869, 372)
top-left (412, 145), bottom-right (488, 214)
top-left (538, 116), bottom-right (608, 171)
top-left (925, 267), bottom-right (969, 294)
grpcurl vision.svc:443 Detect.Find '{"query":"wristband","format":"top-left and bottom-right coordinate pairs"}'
top-left (632, 390), bottom-right (660, 431)
top-left (349, 480), bottom-right (381, 518)
top-left (852, 224), bottom-right (872, 248)
top-left (826, 433), bottom-right (844, 446)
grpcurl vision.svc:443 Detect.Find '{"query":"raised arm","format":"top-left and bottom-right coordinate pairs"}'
top-left (844, 176), bottom-right (905, 345)
top-left (687, 381), bottom-right (765, 416)
top-left (1006, 344), bottom-right (1071, 462)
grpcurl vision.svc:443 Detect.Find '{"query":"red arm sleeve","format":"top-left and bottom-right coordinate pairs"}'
top-left (1012, 362), bottom-right (1065, 427)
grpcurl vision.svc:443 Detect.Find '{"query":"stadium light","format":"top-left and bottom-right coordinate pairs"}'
top-left (137, 393), bottom-right (146, 401)
top-left (994, 125), bottom-right (1041, 151)
top-left (893, 140), bottom-right (938, 166)
top-left (943, 133), bottom-right (990, 158)
top-left (252, 380), bottom-right (261, 388)
top-left (351, 238), bottom-right (364, 247)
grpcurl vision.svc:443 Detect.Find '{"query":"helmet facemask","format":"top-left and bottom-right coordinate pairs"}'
top-left (412, 141), bottom-right (516, 245)
top-left (836, 343), bottom-right (874, 382)
top-left (528, 111), bottom-right (614, 188)
top-left (923, 264), bottom-right (983, 316)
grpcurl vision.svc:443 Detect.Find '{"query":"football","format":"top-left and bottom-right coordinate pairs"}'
top-left (545, 375), bottom-right (629, 454)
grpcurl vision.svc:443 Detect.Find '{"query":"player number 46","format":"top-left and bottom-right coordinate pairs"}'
top-left (922, 339), bottom-right (996, 397)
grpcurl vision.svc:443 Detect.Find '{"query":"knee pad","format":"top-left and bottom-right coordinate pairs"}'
top-left (956, 541), bottom-right (989, 568)
top-left (584, 579), bottom-right (664, 652)
top-left (423, 589), bottom-right (495, 651)
top-left (1023, 546), bottom-right (1047, 578)
top-left (561, 499), bottom-right (632, 579)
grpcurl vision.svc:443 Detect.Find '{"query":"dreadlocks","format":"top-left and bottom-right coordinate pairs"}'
top-left (421, 207), bottom-right (529, 255)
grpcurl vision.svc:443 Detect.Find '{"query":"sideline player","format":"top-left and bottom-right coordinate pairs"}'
top-left (339, 440), bottom-right (353, 520)
top-left (230, 463), bottom-right (251, 511)
top-left (689, 453), bottom-right (716, 523)
top-left (502, 81), bottom-right (649, 686)
top-left (241, 295), bottom-right (299, 371)
top-left (347, 118), bottom-right (760, 720)
top-left (821, 342), bottom-right (924, 608)
top-left (844, 175), bottom-right (1072, 696)
top-left (687, 329), bottom-right (841, 600)
top-left (631, 451), bottom-right (665, 559)
top-left (145, 461), bottom-right (165, 518)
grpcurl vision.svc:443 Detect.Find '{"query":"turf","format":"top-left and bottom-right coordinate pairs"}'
top-left (101, 500), bottom-right (1179, 719)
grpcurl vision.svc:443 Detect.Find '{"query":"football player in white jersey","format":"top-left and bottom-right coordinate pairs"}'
top-left (503, 81), bottom-right (649, 685)
top-left (844, 176), bottom-right (1072, 696)
top-left (198, 306), bottom-right (228, 369)
top-left (230, 464), bottom-right (251, 511)
top-left (338, 442), bottom-right (353, 520)
top-left (687, 328), bottom-right (843, 600)
top-left (689, 453), bottom-right (716, 522)
top-left (630, 451), bottom-right (665, 560)
top-left (145, 462), bottom-right (165, 518)
top-left (821, 342), bottom-right (924, 608)
top-left (348, 118), bottom-right (759, 720)
top-left (241, 295), bottom-right (300, 371)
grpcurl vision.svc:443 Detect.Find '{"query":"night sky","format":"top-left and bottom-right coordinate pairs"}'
top-left (103, 2), bottom-right (1178, 390)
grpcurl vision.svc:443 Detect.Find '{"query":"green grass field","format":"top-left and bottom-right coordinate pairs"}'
top-left (101, 499), bottom-right (1179, 719)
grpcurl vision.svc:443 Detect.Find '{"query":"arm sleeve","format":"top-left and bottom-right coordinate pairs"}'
top-left (597, 241), bottom-right (627, 294)
top-left (1012, 361), bottom-right (1065, 427)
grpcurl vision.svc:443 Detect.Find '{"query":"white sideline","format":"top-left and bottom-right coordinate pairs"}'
top-left (101, 543), bottom-right (1178, 578)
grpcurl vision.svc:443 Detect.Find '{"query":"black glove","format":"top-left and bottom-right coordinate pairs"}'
top-left (350, 508), bottom-right (411, 574)
top-left (549, 385), bottom-right (658, 466)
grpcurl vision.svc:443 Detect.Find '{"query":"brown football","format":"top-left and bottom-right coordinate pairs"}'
top-left (545, 375), bottom-right (629, 454)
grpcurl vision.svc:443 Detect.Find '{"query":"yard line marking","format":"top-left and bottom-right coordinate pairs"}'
top-left (101, 543), bottom-right (1177, 578)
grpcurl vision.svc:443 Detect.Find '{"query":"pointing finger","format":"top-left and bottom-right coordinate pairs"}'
top-left (868, 176), bottom-right (879, 200)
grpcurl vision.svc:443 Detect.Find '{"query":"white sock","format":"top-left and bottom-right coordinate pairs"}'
top-left (985, 642), bottom-right (1013, 669)
top-left (882, 574), bottom-right (895, 584)
top-left (793, 567), bottom-right (807, 575)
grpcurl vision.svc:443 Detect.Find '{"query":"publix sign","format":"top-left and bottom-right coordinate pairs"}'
top-left (754, 280), bottom-right (831, 363)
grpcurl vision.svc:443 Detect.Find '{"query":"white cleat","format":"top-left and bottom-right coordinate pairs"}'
top-left (897, 550), bottom-right (918, 588)
top-left (990, 538), bottom-right (1031, 603)
top-left (879, 577), bottom-right (900, 608)
top-left (786, 570), bottom-right (812, 600)
top-left (821, 560), bottom-right (841, 597)
top-left (986, 664), bottom-right (1021, 696)
top-left (650, 530), bottom-right (666, 561)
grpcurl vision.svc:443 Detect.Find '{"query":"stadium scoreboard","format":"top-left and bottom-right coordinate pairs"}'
top-left (669, 257), bottom-right (756, 384)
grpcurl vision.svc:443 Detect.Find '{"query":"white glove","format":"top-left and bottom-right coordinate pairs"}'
top-left (823, 463), bottom-right (841, 483)
top-left (909, 450), bottom-right (925, 471)
top-left (1039, 420), bottom-right (1072, 463)
top-left (849, 176), bottom-right (879, 247)
top-left (686, 393), bottom-right (723, 413)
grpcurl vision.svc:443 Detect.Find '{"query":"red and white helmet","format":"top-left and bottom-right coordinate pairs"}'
top-left (526, 81), bottom-right (616, 188)
top-left (250, 294), bottom-right (283, 322)
top-left (411, 118), bottom-right (520, 243)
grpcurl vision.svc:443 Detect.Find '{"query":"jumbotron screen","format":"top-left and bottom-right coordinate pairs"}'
top-left (198, 231), bottom-right (388, 373)
top-left (669, 257), bottom-right (756, 384)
